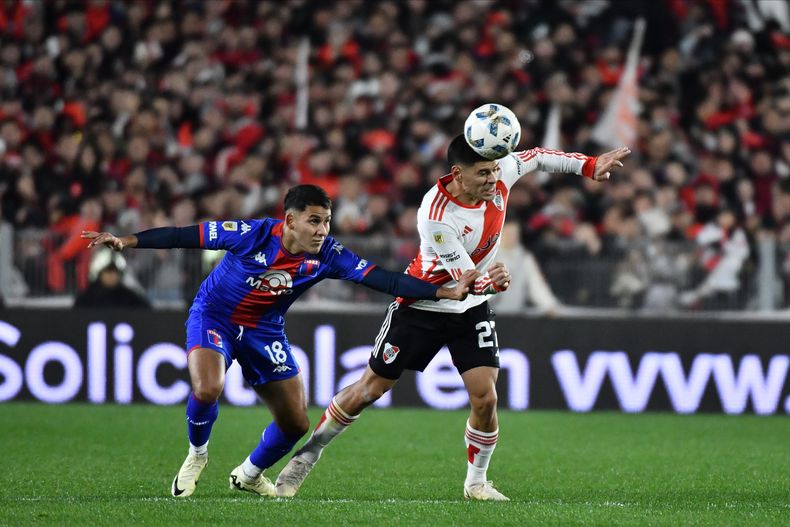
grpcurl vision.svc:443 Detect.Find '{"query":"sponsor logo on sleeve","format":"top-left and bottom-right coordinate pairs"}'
top-left (222, 221), bottom-right (237, 231)
top-left (355, 259), bottom-right (369, 271)
top-left (254, 252), bottom-right (267, 265)
top-left (208, 222), bottom-right (218, 241)
top-left (240, 221), bottom-right (251, 235)
top-left (439, 251), bottom-right (460, 262)
top-left (331, 242), bottom-right (344, 254)
top-left (382, 342), bottom-right (400, 364)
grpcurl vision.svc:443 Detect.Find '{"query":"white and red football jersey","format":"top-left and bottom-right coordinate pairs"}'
top-left (401, 148), bottom-right (595, 313)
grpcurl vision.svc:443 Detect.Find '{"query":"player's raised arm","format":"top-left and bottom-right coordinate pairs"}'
top-left (83, 220), bottom-right (265, 253)
top-left (82, 225), bottom-right (202, 251)
top-left (498, 146), bottom-right (631, 188)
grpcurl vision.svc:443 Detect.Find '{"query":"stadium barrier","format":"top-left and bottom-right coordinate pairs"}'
top-left (0, 309), bottom-right (788, 414)
top-left (9, 229), bottom-right (776, 310)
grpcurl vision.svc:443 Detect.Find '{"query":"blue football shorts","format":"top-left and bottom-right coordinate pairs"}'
top-left (185, 306), bottom-right (300, 386)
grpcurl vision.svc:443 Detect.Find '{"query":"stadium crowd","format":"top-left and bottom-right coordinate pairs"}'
top-left (2, 0), bottom-right (790, 310)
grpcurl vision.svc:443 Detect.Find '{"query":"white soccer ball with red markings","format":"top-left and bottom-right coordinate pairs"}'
top-left (464, 103), bottom-right (521, 160)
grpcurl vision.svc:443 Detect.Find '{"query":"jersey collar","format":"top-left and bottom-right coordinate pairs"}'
top-left (438, 174), bottom-right (485, 209)
top-left (272, 221), bottom-right (306, 260)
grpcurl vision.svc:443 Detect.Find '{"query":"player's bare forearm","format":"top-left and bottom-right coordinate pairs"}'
top-left (437, 269), bottom-right (479, 301)
top-left (81, 231), bottom-right (137, 251)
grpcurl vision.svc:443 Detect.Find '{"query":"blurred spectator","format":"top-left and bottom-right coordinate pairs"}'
top-left (680, 208), bottom-right (751, 309)
top-left (488, 221), bottom-right (561, 315)
top-left (46, 197), bottom-right (102, 292)
top-left (74, 249), bottom-right (150, 309)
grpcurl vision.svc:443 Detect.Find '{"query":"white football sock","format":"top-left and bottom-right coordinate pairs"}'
top-left (189, 440), bottom-right (208, 457)
top-left (296, 397), bottom-right (358, 464)
top-left (241, 455), bottom-right (262, 480)
top-left (464, 420), bottom-right (498, 486)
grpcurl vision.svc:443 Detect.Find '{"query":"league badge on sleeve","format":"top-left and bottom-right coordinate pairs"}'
top-left (433, 232), bottom-right (445, 245)
top-left (222, 221), bottom-right (237, 231)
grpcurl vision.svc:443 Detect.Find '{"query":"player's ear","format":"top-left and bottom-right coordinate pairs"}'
top-left (285, 210), bottom-right (295, 228)
top-left (450, 165), bottom-right (463, 179)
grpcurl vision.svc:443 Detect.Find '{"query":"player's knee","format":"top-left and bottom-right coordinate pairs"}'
top-left (470, 390), bottom-right (498, 416)
top-left (192, 381), bottom-right (222, 403)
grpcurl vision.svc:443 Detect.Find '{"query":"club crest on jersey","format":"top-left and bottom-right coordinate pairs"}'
top-left (222, 221), bottom-right (237, 231)
top-left (492, 190), bottom-right (504, 211)
top-left (382, 342), bottom-right (400, 364)
top-left (206, 329), bottom-right (223, 349)
top-left (298, 259), bottom-right (321, 277)
top-left (245, 270), bottom-right (293, 295)
top-left (433, 232), bottom-right (445, 245)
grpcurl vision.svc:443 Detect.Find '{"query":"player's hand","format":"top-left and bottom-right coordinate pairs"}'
top-left (442, 269), bottom-right (480, 301)
top-left (82, 230), bottom-right (125, 251)
top-left (593, 146), bottom-right (631, 181)
top-left (487, 262), bottom-right (511, 292)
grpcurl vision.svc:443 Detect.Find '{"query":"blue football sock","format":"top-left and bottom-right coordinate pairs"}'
top-left (249, 421), bottom-right (301, 470)
top-left (186, 393), bottom-right (218, 450)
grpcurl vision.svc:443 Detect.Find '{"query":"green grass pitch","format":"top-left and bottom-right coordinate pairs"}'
top-left (0, 403), bottom-right (788, 526)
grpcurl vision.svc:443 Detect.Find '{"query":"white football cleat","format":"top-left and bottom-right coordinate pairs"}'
top-left (228, 465), bottom-right (276, 497)
top-left (171, 453), bottom-right (208, 498)
top-left (463, 481), bottom-right (510, 501)
top-left (275, 456), bottom-right (315, 497)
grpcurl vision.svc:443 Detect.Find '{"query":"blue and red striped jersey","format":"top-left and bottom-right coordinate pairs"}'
top-left (193, 218), bottom-right (374, 329)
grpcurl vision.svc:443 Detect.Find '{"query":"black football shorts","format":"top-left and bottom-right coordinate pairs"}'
top-left (368, 301), bottom-right (500, 380)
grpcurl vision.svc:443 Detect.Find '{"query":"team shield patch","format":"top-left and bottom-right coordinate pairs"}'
top-left (207, 329), bottom-right (223, 349)
top-left (493, 191), bottom-right (504, 211)
top-left (382, 342), bottom-right (400, 364)
top-left (298, 259), bottom-right (321, 277)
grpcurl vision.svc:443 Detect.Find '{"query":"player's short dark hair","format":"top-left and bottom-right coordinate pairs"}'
top-left (447, 134), bottom-right (490, 168)
top-left (284, 184), bottom-right (332, 212)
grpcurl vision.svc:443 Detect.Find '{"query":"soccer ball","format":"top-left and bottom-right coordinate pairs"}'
top-left (464, 103), bottom-right (521, 160)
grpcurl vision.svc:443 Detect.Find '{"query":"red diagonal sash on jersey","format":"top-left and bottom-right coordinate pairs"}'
top-left (469, 180), bottom-right (508, 264)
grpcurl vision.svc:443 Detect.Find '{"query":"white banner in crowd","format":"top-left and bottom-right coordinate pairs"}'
top-left (591, 18), bottom-right (645, 149)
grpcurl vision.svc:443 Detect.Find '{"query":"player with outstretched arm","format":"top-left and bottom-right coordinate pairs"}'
top-left (82, 184), bottom-right (477, 498)
top-left (276, 137), bottom-right (630, 500)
